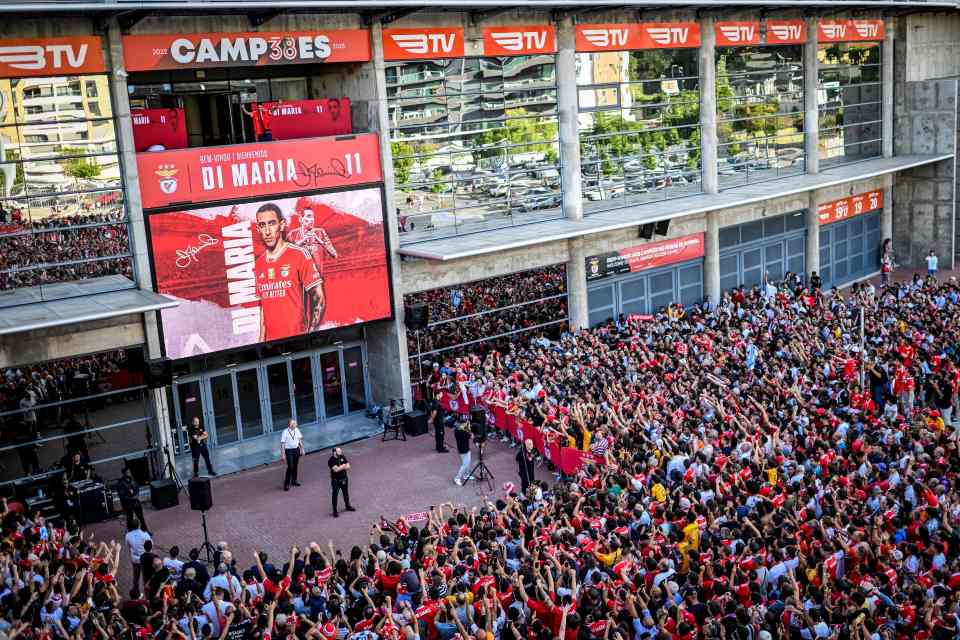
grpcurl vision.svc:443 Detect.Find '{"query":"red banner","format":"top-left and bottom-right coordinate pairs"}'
top-left (483, 25), bottom-right (556, 56)
top-left (122, 30), bottom-right (371, 71)
top-left (766, 20), bottom-right (807, 44)
top-left (383, 28), bottom-right (464, 60)
top-left (132, 108), bottom-right (188, 152)
top-left (137, 134), bottom-right (382, 210)
top-left (586, 232), bottom-right (705, 281)
top-left (267, 98), bottom-right (352, 140)
top-left (716, 22), bottom-right (760, 46)
top-left (817, 189), bottom-right (883, 225)
top-left (818, 19), bottom-right (884, 43)
top-left (148, 188), bottom-right (391, 358)
top-left (0, 36), bottom-right (105, 77)
top-left (575, 23), bottom-right (700, 51)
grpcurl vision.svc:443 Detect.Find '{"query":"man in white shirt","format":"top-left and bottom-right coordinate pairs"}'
top-left (203, 564), bottom-right (242, 601)
top-left (926, 250), bottom-right (939, 277)
top-left (280, 419), bottom-right (305, 491)
top-left (125, 518), bottom-right (151, 588)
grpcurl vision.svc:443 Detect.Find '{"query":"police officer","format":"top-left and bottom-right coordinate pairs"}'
top-left (118, 466), bottom-right (148, 532)
top-left (328, 447), bottom-right (355, 517)
top-left (429, 398), bottom-right (448, 453)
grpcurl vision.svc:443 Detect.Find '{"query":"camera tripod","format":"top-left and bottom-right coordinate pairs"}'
top-left (197, 511), bottom-right (217, 564)
top-left (468, 439), bottom-right (494, 492)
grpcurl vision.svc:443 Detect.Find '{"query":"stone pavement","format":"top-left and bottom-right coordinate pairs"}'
top-left (90, 430), bottom-right (528, 587)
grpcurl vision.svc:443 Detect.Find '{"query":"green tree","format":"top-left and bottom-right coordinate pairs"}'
top-left (429, 168), bottom-right (446, 193)
top-left (391, 141), bottom-right (415, 186)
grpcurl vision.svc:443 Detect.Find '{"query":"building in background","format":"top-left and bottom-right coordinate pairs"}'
top-left (0, 2), bottom-right (957, 488)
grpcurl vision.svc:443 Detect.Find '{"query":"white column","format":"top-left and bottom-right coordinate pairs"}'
top-left (804, 16), bottom-right (820, 174)
top-left (699, 16), bottom-right (718, 195)
top-left (567, 238), bottom-right (589, 330)
top-left (104, 19), bottom-right (175, 470)
top-left (881, 173), bottom-right (894, 242)
top-left (882, 17), bottom-right (895, 158)
top-left (558, 14), bottom-right (583, 221)
top-left (806, 190), bottom-right (821, 277)
top-left (704, 212), bottom-right (721, 304)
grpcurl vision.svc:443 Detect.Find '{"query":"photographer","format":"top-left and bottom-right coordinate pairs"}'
top-left (452, 419), bottom-right (472, 486)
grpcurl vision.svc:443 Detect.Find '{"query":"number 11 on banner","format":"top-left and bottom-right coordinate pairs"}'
top-left (344, 152), bottom-right (362, 176)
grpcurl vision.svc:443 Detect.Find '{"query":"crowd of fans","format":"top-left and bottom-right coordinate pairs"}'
top-left (4, 271), bottom-right (960, 640)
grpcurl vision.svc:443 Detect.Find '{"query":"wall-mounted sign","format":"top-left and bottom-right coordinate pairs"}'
top-left (382, 27), bottom-right (464, 60)
top-left (0, 36), bottom-right (105, 77)
top-left (817, 189), bottom-right (883, 225)
top-left (586, 233), bottom-right (705, 281)
top-left (482, 25), bottom-right (556, 56)
top-left (575, 23), bottom-right (701, 52)
top-left (818, 19), bottom-right (884, 43)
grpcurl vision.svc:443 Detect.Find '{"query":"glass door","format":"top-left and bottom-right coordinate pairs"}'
top-left (343, 346), bottom-right (367, 413)
top-left (173, 380), bottom-right (203, 453)
top-left (291, 357), bottom-right (318, 426)
top-left (209, 373), bottom-right (239, 446)
top-left (320, 351), bottom-right (344, 417)
top-left (266, 361), bottom-right (293, 430)
top-left (236, 367), bottom-right (265, 440)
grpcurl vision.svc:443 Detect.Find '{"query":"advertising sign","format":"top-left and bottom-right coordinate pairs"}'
top-left (148, 188), bottom-right (391, 358)
top-left (716, 22), bottom-right (761, 47)
top-left (766, 20), bottom-right (807, 44)
top-left (482, 25), bottom-right (556, 56)
top-left (137, 134), bottom-right (382, 210)
top-left (585, 233), bottom-right (705, 281)
top-left (714, 20), bottom-right (806, 46)
top-left (121, 30), bottom-right (371, 71)
top-left (383, 27), bottom-right (465, 60)
top-left (132, 108), bottom-right (188, 152)
top-left (817, 189), bottom-right (883, 225)
top-left (268, 98), bottom-right (352, 140)
top-left (818, 19), bottom-right (885, 43)
top-left (575, 23), bottom-right (701, 52)
top-left (0, 36), bottom-right (105, 77)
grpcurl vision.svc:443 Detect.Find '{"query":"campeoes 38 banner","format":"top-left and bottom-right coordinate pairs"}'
top-left (148, 188), bottom-right (391, 358)
top-left (137, 134), bottom-right (382, 210)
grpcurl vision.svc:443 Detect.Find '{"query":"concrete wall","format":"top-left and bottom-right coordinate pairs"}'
top-left (0, 317), bottom-right (145, 369)
top-left (894, 160), bottom-right (956, 268)
top-left (904, 13), bottom-right (960, 82)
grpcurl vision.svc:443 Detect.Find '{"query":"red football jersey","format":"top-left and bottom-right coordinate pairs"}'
top-left (255, 243), bottom-right (322, 342)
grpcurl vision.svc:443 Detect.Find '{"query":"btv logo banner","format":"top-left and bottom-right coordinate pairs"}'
top-left (575, 22), bottom-right (700, 51)
top-left (715, 20), bottom-right (806, 46)
top-left (383, 27), bottom-right (464, 60)
top-left (818, 19), bottom-right (884, 42)
top-left (0, 36), bottom-right (105, 77)
top-left (483, 26), bottom-right (556, 56)
top-left (716, 22), bottom-right (760, 46)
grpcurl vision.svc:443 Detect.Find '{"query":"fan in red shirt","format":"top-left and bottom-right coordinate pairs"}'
top-left (254, 203), bottom-right (326, 343)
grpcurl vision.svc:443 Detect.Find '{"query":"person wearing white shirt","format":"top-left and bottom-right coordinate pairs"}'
top-left (203, 565), bottom-right (242, 601)
top-left (280, 419), bottom-right (305, 491)
top-left (125, 519), bottom-right (151, 588)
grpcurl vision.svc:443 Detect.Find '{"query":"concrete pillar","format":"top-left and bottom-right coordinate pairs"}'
top-left (367, 21), bottom-right (412, 407)
top-left (704, 212), bottom-right (721, 304)
top-left (557, 15), bottom-right (583, 220)
top-left (699, 16), bottom-right (718, 195)
top-left (881, 173), bottom-right (894, 243)
top-left (804, 16), bottom-right (820, 174)
top-left (567, 238), bottom-right (589, 330)
top-left (103, 19), bottom-right (175, 471)
top-left (882, 18), bottom-right (895, 158)
top-left (805, 191), bottom-right (821, 277)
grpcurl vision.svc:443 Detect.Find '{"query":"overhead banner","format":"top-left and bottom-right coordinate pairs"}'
top-left (817, 19), bottom-right (885, 43)
top-left (817, 189), bottom-right (883, 225)
top-left (482, 25), bottom-right (556, 56)
top-left (148, 188), bottom-right (391, 359)
top-left (575, 23), bottom-right (701, 52)
top-left (716, 22), bottom-right (761, 46)
top-left (0, 36), bottom-right (105, 77)
top-left (383, 27), bottom-right (464, 60)
top-left (766, 20), bottom-right (807, 44)
top-left (132, 108), bottom-right (188, 152)
top-left (586, 233), bottom-right (705, 281)
top-left (268, 98), bottom-right (352, 140)
top-left (715, 20), bottom-right (806, 46)
top-left (121, 30), bottom-right (371, 71)
top-left (137, 133), bottom-right (382, 210)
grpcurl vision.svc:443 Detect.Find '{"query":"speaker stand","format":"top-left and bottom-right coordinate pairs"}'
top-left (162, 447), bottom-right (184, 493)
top-left (198, 511), bottom-right (217, 564)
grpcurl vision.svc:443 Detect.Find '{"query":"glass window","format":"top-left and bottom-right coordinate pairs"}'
top-left (403, 265), bottom-right (568, 386)
top-left (817, 42), bottom-right (883, 167)
top-left (716, 45), bottom-right (804, 189)
top-left (0, 348), bottom-right (153, 485)
top-left (389, 55), bottom-right (561, 241)
top-left (577, 49), bottom-right (701, 213)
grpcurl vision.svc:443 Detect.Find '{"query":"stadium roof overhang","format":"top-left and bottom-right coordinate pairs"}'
top-left (0, 0), bottom-right (956, 12)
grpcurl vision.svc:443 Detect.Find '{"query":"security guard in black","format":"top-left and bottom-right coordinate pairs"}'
top-left (328, 447), bottom-right (355, 517)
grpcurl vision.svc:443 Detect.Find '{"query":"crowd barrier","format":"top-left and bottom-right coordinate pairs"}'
top-left (437, 391), bottom-right (605, 477)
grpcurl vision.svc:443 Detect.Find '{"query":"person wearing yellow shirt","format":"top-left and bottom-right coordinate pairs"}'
top-left (594, 540), bottom-right (622, 568)
top-left (651, 482), bottom-right (667, 503)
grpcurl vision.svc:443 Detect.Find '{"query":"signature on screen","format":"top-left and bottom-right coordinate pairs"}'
top-left (293, 158), bottom-right (350, 187)
top-left (175, 234), bottom-right (219, 269)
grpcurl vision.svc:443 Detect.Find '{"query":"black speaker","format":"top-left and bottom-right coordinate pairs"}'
top-left (124, 455), bottom-right (150, 486)
top-left (150, 479), bottom-right (179, 510)
top-left (654, 219), bottom-right (670, 236)
top-left (404, 410), bottom-right (428, 436)
top-left (146, 358), bottom-right (172, 389)
top-left (638, 223), bottom-right (655, 240)
top-left (188, 477), bottom-right (213, 511)
top-left (77, 486), bottom-right (109, 525)
top-left (470, 406), bottom-right (488, 441)
top-left (404, 304), bottom-right (429, 330)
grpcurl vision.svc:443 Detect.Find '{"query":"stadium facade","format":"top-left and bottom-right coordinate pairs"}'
top-left (0, 0), bottom-right (957, 480)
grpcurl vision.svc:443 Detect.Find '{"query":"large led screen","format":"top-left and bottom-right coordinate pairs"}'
top-left (148, 188), bottom-right (390, 358)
